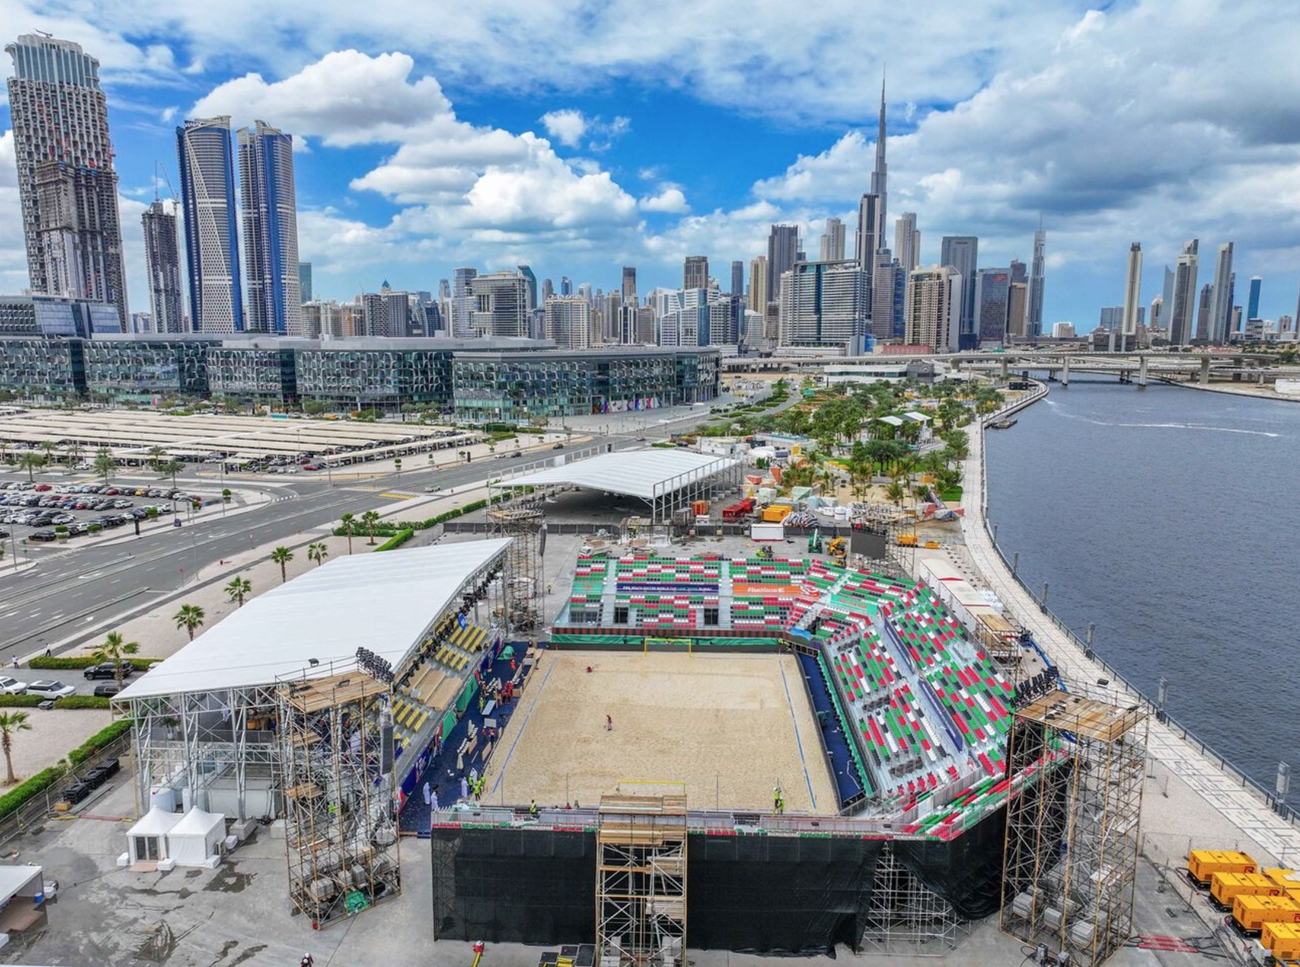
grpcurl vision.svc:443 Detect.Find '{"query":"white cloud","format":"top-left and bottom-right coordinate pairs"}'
top-left (540, 109), bottom-right (587, 148)
top-left (639, 187), bottom-right (690, 214)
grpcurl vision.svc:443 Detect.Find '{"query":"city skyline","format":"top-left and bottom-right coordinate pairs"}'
top-left (1, 2), bottom-right (1299, 330)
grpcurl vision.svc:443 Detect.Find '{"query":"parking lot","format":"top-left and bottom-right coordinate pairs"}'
top-left (0, 657), bottom-right (141, 702)
top-left (0, 478), bottom-right (200, 545)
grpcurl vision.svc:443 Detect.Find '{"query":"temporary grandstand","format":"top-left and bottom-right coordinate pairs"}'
top-left (495, 448), bottom-right (742, 524)
top-left (431, 551), bottom-right (1046, 956)
top-left (116, 540), bottom-right (511, 827)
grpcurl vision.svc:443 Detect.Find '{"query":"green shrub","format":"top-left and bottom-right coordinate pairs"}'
top-left (374, 529), bottom-right (414, 552)
top-left (67, 718), bottom-right (132, 766)
top-left (0, 695), bottom-right (45, 707)
top-left (28, 656), bottom-right (163, 671)
top-left (55, 696), bottom-right (112, 711)
top-left (0, 765), bottom-right (66, 822)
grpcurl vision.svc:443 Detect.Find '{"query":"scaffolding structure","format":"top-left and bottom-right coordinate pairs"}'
top-left (123, 684), bottom-right (281, 821)
top-left (1000, 690), bottom-right (1147, 967)
top-left (596, 794), bottom-right (688, 967)
top-left (488, 501), bottom-right (545, 634)
top-left (860, 842), bottom-right (968, 955)
top-left (278, 662), bottom-right (401, 928)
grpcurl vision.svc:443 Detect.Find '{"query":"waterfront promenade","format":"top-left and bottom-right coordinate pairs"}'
top-left (960, 388), bottom-right (1300, 869)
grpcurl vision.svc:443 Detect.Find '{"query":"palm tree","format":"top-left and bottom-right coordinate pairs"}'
top-left (157, 459), bottom-right (184, 489)
top-left (225, 577), bottom-right (252, 608)
top-left (307, 542), bottom-right (328, 567)
top-left (0, 712), bottom-right (32, 786)
top-left (885, 480), bottom-right (906, 507)
top-left (63, 440), bottom-right (83, 471)
top-left (92, 631), bottom-right (140, 690)
top-left (340, 513), bottom-right (355, 555)
top-left (270, 546), bottom-right (294, 583)
top-left (146, 445), bottom-right (166, 471)
top-left (92, 447), bottom-right (115, 484)
top-left (16, 452), bottom-right (45, 483)
top-left (39, 441), bottom-right (58, 465)
top-left (173, 604), bottom-right (206, 640)
top-left (361, 510), bottom-right (380, 546)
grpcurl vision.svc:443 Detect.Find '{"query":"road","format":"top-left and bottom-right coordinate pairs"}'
top-left (0, 390), bottom-right (793, 659)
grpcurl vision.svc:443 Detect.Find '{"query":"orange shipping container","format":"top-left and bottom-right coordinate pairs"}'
top-left (1211, 872), bottom-right (1281, 906)
top-left (1189, 849), bottom-right (1256, 884)
top-left (1231, 894), bottom-right (1300, 933)
top-left (1262, 921), bottom-right (1300, 961)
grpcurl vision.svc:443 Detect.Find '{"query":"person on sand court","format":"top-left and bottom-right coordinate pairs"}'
top-left (605, 714), bottom-right (613, 731)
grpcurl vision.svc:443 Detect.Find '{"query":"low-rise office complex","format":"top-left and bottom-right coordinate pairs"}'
top-left (0, 331), bottom-right (719, 417)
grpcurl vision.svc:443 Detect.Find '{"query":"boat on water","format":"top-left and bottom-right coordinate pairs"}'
top-left (990, 417), bottom-right (1018, 429)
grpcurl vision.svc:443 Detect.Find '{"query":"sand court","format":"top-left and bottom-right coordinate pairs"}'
top-left (484, 650), bottom-right (837, 813)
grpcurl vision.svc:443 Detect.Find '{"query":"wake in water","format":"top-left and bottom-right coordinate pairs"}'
top-left (1049, 408), bottom-right (1281, 437)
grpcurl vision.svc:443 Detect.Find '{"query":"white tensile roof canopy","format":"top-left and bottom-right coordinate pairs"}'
top-left (116, 539), bottom-right (511, 701)
top-left (502, 450), bottom-right (737, 502)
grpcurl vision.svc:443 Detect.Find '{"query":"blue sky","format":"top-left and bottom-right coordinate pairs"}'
top-left (2, 0), bottom-right (1299, 330)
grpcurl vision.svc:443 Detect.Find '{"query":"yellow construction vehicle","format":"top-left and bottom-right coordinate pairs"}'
top-left (827, 537), bottom-right (847, 563)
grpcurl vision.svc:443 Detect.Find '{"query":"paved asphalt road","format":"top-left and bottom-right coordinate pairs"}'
top-left (0, 391), bottom-right (795, 659)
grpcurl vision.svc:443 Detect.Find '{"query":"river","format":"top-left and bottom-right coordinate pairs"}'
top-left (984, 378), bottom-right (1300, 808)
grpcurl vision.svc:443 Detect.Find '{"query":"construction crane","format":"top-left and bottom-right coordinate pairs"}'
top-left (154, 160), bottom-right (180, 215)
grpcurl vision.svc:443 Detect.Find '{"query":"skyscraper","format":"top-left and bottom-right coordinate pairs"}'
top-left (1007, 283), bottom-right (1028, 339)
top-left (142, 200), bottom-right (184, 334)
top-left (1167, 239), bottom-right (1200, 345)
top-left (469, 271), bottom-right (529, 337)
top-left (870, 76), bottom-right (887, 253)
top-left (766, 226), bottom-right (800, 303)
top-left (1246, 276), bottom-right (1262, 323)
top-left (871, 250), bottom-right (900, 341)
top-left (452, 267), bottom-right (477, 336)
top-left (560, 277), bottom-right (572, 297)
top-left (7, 34), bottom-right (128, 329)
top-left (683, 255), bottom-right (709, 290)
top-left (894, 213), bottom-right (920, 273)
top-left (748, 256), bottom-right (769, 314)
top-left (1122, 243), bottom-right (1143, 337)
top-left (621, 266), bottom-right (637, 304)
top-left (238, 120), bottom-right (302, 335)
top-left (178, 117), bottom-right (243, 332)
top-left (819, 218), bottom-right (846, 261)
top-left (1208, 242), bottom-right (1234, 344)
top-left (545, 295), bottom-right (591, 350)
top-left (517, 265), bottom-right (538, 312)
top-left (778, 261), bottom-right (869, 353)
top-left (854, 194), bottom-right (881, 274)
top-left (939, 236), bottom-right (978, 334)
top-left (1028, 223), bottom-right (1046, 337)
top-left (905, 266), bottom-right (962, 352)
top-left (298, 262), bottom-right (312, 303)
top-left (974, 268), bottom-right (1011, 346)
top-left (1195, 283), bottom-right (1214, 342)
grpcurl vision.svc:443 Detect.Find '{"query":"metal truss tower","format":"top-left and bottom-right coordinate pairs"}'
top-left (489, 501), bottom-right (545, 634)
top-left (1001, 690), bottom-right (1147, 967)
top-left (596, 794), bottom-right (688, 967)
top-left (860, 842), bottom-right (968, 955)
top-left (278, 662), bottom-right (401, 928)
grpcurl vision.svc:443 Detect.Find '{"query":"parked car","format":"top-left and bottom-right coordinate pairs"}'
top-left (26, 680), bottom-right (75, 698)
top-left (552, 443), bottom-right (565, 449)
top-left (92, 682), bottom-right (122, 698)
top-left (33, 483), bottom-right (52, 492)
top-left (84, 661), bottom-right (134, 680)
top-left (0, 676), bottom-right (27, 695)
top-left (28, 530), bottom-right (57, 542)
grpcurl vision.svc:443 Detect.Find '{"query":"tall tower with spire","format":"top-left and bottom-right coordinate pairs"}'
top-left (855, 73), bottom-right (888, 274)
top-left (871, 73), bottom-right (887, 248)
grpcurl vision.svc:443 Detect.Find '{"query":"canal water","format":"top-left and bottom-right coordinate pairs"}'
top-left (984, 378), bottom-right (1300, 808)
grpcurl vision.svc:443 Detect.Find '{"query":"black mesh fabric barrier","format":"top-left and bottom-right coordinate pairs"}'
top-left (686, 833), bottom-right (884, 954)
top-left (893, 809), bottom-right (1007, 921)
top-left (431, 827), bottom-right (596, 943)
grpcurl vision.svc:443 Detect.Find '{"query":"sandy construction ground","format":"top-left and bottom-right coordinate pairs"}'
top-left (485, 651), bottom-right (837, 814)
